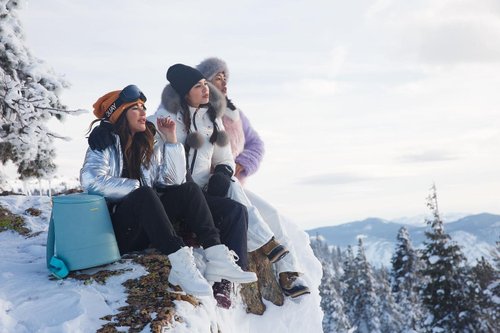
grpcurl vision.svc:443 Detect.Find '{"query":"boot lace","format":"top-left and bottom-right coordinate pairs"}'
top-left (224, 248), bottom-right (241, 268)
top-left (180, 249), bottom-right (204, 279)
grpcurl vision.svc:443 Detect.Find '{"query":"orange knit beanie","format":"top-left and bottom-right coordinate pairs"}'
top-left (93, 90), bottom-right (144, 124)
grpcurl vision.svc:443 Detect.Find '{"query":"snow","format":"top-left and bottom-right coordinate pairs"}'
top-left (0, 173), bottom-right (81, 196)
top-left (0, 195), bottom-right (323, 333)
top-left (428, 255), bottom-right (440, 265)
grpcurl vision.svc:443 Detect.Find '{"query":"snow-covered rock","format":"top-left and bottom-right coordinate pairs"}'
top-left (0, 195), bottom-right (323, 332)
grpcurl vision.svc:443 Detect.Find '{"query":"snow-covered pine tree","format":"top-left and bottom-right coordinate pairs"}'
top-left (310, 236), bottom-right (352, 332)
top-left (488, 240), bottom-right (500, 330)
top-left (330, 244), bottom-right (342, 279)
top-left (0, 0), bottom-right (82, 182)
top-left (493, 239), bottom-right (500, 271)
top-left (419, 184), bottom-right (482, 332)
top-left (469, 257), bottom-right (499, 332)
top-left (341, 245), bottom-right (357, 325)
top-left (390, 226), bottom-right (423, 331)
top-left (350, 238), bottom-right (381, 333)
top-left (375, 268), bottom-right (403, 333)
top-left (320, 259), bottom-right (352, 332)
top-left (310, 234), bottom-right (331, 261)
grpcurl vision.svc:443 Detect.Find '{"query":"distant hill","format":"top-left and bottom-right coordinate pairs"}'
top-left (307, 213), bottom-right (500, 267)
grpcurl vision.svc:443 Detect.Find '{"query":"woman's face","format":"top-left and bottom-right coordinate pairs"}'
top-left (126, 103), bottom-right (147, 135)
top-left (211, 72), bottom-right (227, 96)
top-left (186, 79), bottom-right (209, 107)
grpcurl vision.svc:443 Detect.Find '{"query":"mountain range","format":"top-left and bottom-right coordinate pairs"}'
top-left (306, 213), bottom-right (500, 267)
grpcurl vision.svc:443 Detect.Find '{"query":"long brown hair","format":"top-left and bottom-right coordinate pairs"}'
top-left (114, 106), bottom-right (154, 181)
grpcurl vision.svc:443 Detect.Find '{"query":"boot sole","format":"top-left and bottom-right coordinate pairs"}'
top-left (169, 273), bottom-right (213, 296)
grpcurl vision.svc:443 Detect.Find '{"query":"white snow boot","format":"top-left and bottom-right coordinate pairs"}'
top-left (204, 245), bottom-right (257, 283)
top-left (167, 246), bottom-right (213, 296)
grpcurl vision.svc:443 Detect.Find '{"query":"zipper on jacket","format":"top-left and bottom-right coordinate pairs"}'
top-left (189, 108), bottom-right (200, 174)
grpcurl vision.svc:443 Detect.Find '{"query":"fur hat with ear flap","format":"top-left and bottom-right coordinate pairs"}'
top-left (196, 57), bottom-right (229, 82)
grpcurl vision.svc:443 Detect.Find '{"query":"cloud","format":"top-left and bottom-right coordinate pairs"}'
top-left (418, 20), bottom-right (500, 65)
top-left (362, 0), bottom-right (500, 66)
top-left (293, 78), bottom-right (339, 96)
top-left (296, 172), bottom-right (375, 186)
top-left (399, 149), bottom-right (459, 163)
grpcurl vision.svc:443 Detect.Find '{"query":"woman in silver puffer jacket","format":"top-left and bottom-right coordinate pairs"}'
top-left (80, 84), bottom-right (256, 298)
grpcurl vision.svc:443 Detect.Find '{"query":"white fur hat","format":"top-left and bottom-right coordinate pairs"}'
top-left (196, 57), bottom-right (229, 81)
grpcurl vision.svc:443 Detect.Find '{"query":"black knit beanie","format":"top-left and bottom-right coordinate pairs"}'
top-left (166, 63), bottom-right (205, 98)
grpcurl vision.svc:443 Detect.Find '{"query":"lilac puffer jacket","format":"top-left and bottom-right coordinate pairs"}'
top-left (222, 107), bottom-right (264, 182)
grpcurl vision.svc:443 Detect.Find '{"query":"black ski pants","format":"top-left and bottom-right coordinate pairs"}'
top-left (204, 194), bottom-right (249, 270)
top-left (110, 183), bottom-right (220, 256)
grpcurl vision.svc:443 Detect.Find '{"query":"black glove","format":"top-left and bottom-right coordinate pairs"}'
top-left (206, 164), bottom-right (234, 197)
top-left (88, 121), bottom-right (115, 151)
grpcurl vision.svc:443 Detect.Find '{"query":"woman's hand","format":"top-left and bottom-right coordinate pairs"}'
top-left (156, 117), bottom-right (177, 143)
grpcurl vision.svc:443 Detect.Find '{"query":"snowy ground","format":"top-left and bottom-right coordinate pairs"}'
top-left (0, 195), bottom-right (323, 333)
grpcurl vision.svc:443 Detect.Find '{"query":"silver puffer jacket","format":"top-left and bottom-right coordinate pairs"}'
top-left (80, 134), bottom-right (187, 202)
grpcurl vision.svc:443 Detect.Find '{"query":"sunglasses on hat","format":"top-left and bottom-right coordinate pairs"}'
top-left (105, 84), bottom-right (147, 119)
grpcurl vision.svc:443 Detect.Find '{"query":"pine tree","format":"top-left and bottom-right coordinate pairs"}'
top-left (489, 240), bottom-right (500, 331)
top-left (311, 236), bottom-right (352, 332)
top-left (390, 226), bottom-right (423, 331)
top-left (350, 238), bottom-right (381, 333)
top-left (375, 268), bottom-right (403, 333)
top-left (470, 241), bottom-right (500, 332)
top-left (321, 264), bottom-right (352, 333)
top-left (341, 245), bottom-right (357, 324)
top-left (0, 0), bottom-right (82, 182)
top-left (419, 184), bottom-right (481, 332)
top-left (493, 239), bottom-right (500, 271)
top-left (468, 257), bottom-right (499, 332)
top-left (310, 234), bottom-right (331, 260)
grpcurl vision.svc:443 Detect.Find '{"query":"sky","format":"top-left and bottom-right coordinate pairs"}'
top-left (12, 0), bottom-right (500, 230)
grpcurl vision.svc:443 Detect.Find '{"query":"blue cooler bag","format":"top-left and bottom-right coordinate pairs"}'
top-left (46, 193), bottom-right (121, 278)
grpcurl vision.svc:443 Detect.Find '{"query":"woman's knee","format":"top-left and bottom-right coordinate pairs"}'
top-left (131, 186), bottom-right (156, 198)
top-left (128, 186), bottom-right (162, 208)
top-left (226, 200), bottom-right (248, 229)
top-left (180, 181), bottom-right (204, 197)
top-left (183, 180), bottom-right (200, 191)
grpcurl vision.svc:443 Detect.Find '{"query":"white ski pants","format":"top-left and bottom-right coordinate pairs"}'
top-left (227, 180), bottom-right (302, 274)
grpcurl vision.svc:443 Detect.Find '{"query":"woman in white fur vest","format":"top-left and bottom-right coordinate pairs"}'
top-left (148, 64), bottom-right (294, 275)
top-left (148, 64), bottom-right (288, 256)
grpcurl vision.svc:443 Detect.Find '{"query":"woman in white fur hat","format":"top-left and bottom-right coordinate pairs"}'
top-left (195, 57), bottom-right (310, 298)
top-left (150, 63), bottom-right (289, 261)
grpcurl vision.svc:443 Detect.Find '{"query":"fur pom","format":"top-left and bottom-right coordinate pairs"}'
top-left (196, 57), bottom-right (229, 81)
top-left (186, 132), bottom-right (204, 149)
top-left (216, 130), bottom-right (229, 146)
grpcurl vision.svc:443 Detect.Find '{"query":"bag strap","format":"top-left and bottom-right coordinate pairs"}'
top-left (46, 212), bottom-right (69, 279)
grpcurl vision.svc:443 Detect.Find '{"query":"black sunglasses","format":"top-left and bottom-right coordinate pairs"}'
top-left (104, 84), bottom-right (147, 119)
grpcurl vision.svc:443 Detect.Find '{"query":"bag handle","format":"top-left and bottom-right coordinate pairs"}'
top-left (46, 212), bottom-right (69, 279)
